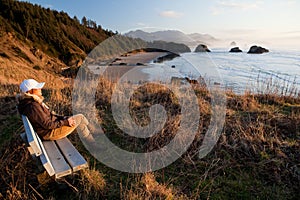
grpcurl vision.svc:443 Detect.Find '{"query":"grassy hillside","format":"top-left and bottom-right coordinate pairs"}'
top-left (0, 76), bottom-right (299, 199)
top-left (0, 0), bottom-right (115, 89)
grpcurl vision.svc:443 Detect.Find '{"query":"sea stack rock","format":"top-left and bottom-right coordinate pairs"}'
top-left (229, 47), bottom-right (242, 53)
top-left (247, 45), bottom-right (269, 54)
top-left (230, 41), bottom-right (237, 46)
top-left (195, 44), bottom-right (211, 52)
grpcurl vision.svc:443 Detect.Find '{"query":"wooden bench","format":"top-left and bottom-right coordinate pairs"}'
top-left (20, 115), bottom-right (88, 179)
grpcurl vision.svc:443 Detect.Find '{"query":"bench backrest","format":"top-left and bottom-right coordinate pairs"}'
top-left (22, 115), bottom-right (56, 176)
top-left (22, 115), bottom-right (42, 156)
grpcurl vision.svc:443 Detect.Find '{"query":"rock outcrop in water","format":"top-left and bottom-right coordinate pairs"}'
top-left (230, 41), bottom-right (237, 46)
top-left (153, 52), bottom-right (180, 63)
top-left (195, 44), bottom-right (211, 52)
top-left (247, 45), bottom-right (269, 54)
top-left (229, 47), bottom-right (242, 53)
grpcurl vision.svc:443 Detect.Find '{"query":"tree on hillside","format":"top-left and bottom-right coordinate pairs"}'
top-left (88, 19), bottom-right (97, 29)
top-left (81, 16), bottom-right (88, 26)
top-left (73, 16), bottom-right (80, 23)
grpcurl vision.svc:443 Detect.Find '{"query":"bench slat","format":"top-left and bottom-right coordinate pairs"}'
top-left (35, 133), bottom-right (56, 177)
top-left (56, 138), bottom-right (88, 172)
top-left (22, 115), bottom-right (42, 156)
top-left (43, 141), bottom-right (72, 179)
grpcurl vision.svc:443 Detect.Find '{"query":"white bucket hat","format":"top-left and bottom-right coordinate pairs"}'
top-left (20, 79), bottom-right (45, 93)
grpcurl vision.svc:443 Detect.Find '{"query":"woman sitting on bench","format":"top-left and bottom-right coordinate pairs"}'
top-left (17, 79), bottom-right (95, 142)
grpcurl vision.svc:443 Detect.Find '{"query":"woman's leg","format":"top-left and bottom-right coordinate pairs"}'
top-left (43, 125), bottom-right (77, 140)
top-left (72, 114), bottom-right (91, 138)
top-left (43, 114), bottom-right (92, 141)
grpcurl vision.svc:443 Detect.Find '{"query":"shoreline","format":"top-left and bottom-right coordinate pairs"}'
top-left (88, 49), bottom-right (300, 97)
top-left (99, 51), bottom-right (170, 82)
top-left (111, 51), bottom-right (169, 66)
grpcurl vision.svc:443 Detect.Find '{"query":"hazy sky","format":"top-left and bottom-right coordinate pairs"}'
top-left (20, 0), bottom-right (300, 49)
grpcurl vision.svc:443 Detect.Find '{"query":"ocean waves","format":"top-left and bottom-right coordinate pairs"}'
top-left (150, 49), bottom-right (300, 95)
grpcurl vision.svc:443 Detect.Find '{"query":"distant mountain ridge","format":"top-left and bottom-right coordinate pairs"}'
top-left (125, 30), bottom-right (218, 48)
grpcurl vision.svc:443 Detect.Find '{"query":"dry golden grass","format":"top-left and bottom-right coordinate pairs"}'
top-left (77, 168), bottom-right (106, 199)
top-left (0, 73), bottom-right (299, 199)
top-left (120, 173), bottom-right (188, 200)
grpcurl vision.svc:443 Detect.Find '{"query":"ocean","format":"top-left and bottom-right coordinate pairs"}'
top-left (143, 49), bottom-right (300, 95)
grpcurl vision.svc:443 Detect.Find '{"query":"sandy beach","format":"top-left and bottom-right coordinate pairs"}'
top-left (97, 51), bottom-right (168, 82)
top-left (112, 52), bottom-right (168, 65)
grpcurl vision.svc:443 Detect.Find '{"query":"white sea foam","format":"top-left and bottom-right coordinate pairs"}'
top-left (143, 49), bottom-right (300, 95)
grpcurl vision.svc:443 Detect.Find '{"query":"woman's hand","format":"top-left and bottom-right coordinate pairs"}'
top-left (67, 117), bottom-right (76, 127)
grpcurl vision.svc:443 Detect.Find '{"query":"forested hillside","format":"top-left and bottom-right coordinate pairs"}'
top-left (0, 0), bottom-right (114, 66)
